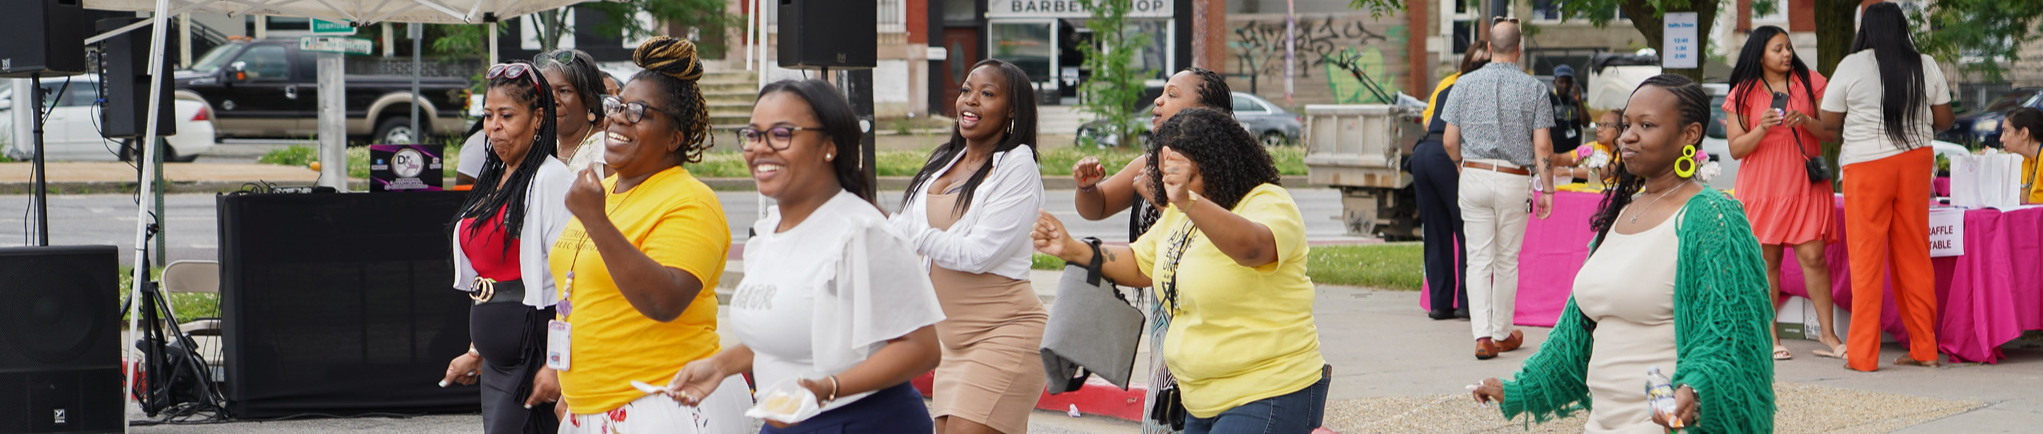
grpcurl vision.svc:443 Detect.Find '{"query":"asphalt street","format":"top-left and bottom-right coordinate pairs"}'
top-left (0, 188), bottom-right (1352, 266)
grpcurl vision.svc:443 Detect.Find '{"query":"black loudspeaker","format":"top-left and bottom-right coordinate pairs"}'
top-left (778, 0), bottom-right (876, 69)
top-left (0, 245), bottom-right (121, 434)
top-left (0, 0), bottom-right (89, 78)
top-left (97, 17), bottom-right (176, 139)
top-left (217, 192), bottom-right (478, 418)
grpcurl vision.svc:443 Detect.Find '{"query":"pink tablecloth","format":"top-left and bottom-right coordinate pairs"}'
top-left (1425, 190), bottom-right (2043, 364)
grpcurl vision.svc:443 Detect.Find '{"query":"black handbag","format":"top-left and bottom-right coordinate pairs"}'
top-left (1148, 383), bottom-right (1187, 430)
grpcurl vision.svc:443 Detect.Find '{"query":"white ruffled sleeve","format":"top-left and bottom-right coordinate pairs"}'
top-left (810, 221), bottom-right (947, 375)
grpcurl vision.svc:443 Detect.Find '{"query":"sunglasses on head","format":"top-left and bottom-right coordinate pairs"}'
top-left (535, 50), bottom-right (578, 67)
top-left (487, 63), bottom-right (541, 87)
top-left (1493, 16), bottom-right (1520, 24)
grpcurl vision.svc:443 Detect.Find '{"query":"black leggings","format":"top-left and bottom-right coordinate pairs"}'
top-left (1411, 140), bottom-right (1468, 312)
top-left (470, 301), bottom-right (557, 434)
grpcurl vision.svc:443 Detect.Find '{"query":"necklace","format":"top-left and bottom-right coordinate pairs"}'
top-left (558, 169), bottom-right (654, 319)
top-left (560, 125), bottom-right (596, 161)
top-left (1629, 181), bottom-right (1692, 224)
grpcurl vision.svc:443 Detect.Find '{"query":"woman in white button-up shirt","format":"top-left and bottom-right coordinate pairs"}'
top-left (889, 59), bottom-right (1046, 434)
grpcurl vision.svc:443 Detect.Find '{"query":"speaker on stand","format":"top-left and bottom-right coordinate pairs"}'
top-left (0, 0), bottom-right (89, 246)
top-left (0, 246), bottom-right (120, 434)
top-left (778, 0), bottom-right (878, 197)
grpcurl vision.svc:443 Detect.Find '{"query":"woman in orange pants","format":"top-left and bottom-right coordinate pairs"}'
top-left (1817, 3), bottom-right (1955, 372)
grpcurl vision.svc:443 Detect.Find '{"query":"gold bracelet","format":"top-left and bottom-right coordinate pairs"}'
top-left (826, 375), bottom-right (840, 403)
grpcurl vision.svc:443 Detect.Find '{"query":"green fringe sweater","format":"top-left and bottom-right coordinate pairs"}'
top-left (1498, 188), bottom-right (1777, 433)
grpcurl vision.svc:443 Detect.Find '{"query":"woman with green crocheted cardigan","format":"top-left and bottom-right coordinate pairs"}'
top-left (1471, 75), bottom-right (1777, 433)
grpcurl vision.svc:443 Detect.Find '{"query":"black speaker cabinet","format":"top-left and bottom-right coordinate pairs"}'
top-left (0, 245), bottom-right (121, 434)
top-left (217, 192), bottom-right (478, 419)
top-left (96, 17), bottom-right (176, 139)
top-left (777, 0), bottom-right (877, 69)
top-left (0, 0), bottom-right (89, 78)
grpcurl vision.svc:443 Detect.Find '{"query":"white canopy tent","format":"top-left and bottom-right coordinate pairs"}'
top-left (78, 0), bottom-right (592, 428)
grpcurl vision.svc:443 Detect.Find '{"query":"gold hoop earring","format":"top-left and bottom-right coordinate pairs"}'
top-left (1675, 144), bottom-right (1698, 178)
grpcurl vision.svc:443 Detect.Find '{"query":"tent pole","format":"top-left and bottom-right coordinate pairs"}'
top-left (126, 0), bottom-right (176, 430)
top-left (487, 18), bottom-right (499, 65)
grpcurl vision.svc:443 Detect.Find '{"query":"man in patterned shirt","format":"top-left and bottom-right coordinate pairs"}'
top-left (1439, 17), bottom-right (1556, 361)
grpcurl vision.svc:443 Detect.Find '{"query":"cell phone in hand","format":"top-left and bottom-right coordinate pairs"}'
top-left (1771, 92), bottom-right (1790, 119)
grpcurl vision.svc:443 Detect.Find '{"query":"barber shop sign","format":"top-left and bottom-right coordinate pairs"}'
top-left (989, 0), bottom-right (1173, 18)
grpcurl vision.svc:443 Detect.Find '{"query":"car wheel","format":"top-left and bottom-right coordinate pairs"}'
top-left (1260, 131), bottom-right (1287, 147)
top-left (373, 117), bottom-right (421, 145)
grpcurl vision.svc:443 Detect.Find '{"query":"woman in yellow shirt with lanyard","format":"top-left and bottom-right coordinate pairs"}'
top-left (2000, 108), bottom-right (2043, 204)
top-left (545, 37), bottom-right (749, 433)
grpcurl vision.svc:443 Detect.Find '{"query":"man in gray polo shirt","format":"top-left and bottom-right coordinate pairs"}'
top-left (1439, 17), bottom-right (1556, 360)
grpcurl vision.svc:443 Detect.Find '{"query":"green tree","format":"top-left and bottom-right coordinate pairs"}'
top-left (426, 0), bottom-right (730, 57)
top-left (1903, 0), bottom-right (2043, 83)
top-left (1076, 0), bottom-right (1155, 148)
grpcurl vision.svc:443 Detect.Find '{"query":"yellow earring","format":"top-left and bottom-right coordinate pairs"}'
top-left (1674, 144), bottom-right (1698, 178)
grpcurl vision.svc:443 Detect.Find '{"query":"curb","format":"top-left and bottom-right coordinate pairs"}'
top-left (910, 372), bottom-right (1149, 422)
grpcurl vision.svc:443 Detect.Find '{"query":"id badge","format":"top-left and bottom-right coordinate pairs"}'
top-left (547, 320), bottom-right (571, 371)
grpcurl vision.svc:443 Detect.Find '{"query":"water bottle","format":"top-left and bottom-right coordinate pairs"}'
top-left (1645, 365), bottom-right (1684, 429)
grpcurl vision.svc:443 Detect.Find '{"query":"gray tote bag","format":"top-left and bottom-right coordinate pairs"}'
top-left (1040, 238), bottom-right (1144, 394)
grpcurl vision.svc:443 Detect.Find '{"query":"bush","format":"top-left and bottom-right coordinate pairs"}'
top-left (258, 145), bottom-right (317, 167)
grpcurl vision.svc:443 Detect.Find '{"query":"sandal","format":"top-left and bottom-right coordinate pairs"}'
top-left (1773, 345), bottom-right (1793, 361)
top-left (1812, 344), bottom-right (1847, 359)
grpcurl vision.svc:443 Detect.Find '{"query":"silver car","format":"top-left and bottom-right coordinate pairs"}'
top-left (1075, 92), bottom-right (1306, 147)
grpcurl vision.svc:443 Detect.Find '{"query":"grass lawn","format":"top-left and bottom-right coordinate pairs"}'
top-left (1032, 242), bottom-right (1423, 291)
top-left (117, 266), bottom-right (220, 322)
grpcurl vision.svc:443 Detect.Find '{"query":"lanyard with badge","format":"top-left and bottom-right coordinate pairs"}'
top-left (551, 175), bottom-right (645, 372)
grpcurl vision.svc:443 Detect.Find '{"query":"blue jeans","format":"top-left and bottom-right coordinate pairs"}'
top-left (1184, 366), bottom-right (1331, 434)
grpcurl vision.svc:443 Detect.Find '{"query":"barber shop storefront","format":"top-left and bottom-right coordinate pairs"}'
top-left (936, 0), bottom-right (1191, 112)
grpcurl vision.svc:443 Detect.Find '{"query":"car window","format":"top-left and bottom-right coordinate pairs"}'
top-left (1708, 95), bottom-right (1727, 139)
top-left (239, 45), bottom-right (291, 80)
top-left (37, 82), bottom-right (99, 108)
top-left (1232, 96), bottom-right (1264, 113)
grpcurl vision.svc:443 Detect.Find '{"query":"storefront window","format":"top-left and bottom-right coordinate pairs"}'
top-left (1128, 20), bottom-right (1170, 79)
top-left (991, 22), bottom-right (1054, 85)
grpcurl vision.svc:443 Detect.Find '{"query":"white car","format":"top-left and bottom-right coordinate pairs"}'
top-left (0, 76), bottom-right (216, 162)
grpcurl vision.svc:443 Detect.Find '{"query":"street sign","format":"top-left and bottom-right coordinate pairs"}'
top-left (1662, 12), bottom-right (1700, 69)
top-left (311, 18), bottom-right (356, 35)
top-left (301, 36), bottom-right (374, 55)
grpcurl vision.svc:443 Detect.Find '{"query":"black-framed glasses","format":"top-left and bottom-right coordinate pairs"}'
top-left (602, 94), bottom-right (674, 125)
top-left (1492, 16), bottom-right (1520, 24)
top-left (487, 63), bottom-right (540, 87)
top-left (735, 126), bottom-right (821, 150)
top-left (534, 50), bottom-right (578, 67)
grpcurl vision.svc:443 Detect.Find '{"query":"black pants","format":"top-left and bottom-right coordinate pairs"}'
top-left (470, 301), bottom-right (558, 434)
top-left (1411, 140), bottom-right (1468, 312)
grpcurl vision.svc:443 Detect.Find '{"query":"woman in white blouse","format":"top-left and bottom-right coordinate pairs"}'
top-left (666, 79), bottom-right (944, 432)
top-left (890, 59), bottom-right (1047, 434)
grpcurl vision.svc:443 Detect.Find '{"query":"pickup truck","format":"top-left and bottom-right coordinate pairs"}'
top-left (174, 39), bottom-right (471, 144)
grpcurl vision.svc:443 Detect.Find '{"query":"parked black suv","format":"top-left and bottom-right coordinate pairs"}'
top-left (174, 39), bottom-right (471, 144)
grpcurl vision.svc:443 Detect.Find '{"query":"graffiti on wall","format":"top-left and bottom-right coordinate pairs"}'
top-left (1230, 15), bottom-right (1406, 104)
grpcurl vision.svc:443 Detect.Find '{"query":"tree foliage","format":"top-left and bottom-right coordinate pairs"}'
top-left (1076, 0), bottom-right (1156, 148)
top-left (1905, 0), bottom-right (2043, 83)
top-left (424, 0), bottom-right (729, 57)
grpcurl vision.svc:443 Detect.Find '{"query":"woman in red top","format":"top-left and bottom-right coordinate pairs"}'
top-left (440, 61), bottom-right (577, 433)
top-left (1722, 26), bottom-right (1843, 361)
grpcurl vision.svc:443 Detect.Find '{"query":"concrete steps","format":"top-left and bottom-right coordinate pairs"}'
top-left (699, 71), bottom-right (758, 130)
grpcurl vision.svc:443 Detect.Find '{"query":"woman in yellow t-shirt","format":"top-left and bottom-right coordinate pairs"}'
top-left (546, 37), bottom-right (746, 434)
top-left (2000, 107), bottom-right (2043, 204)
top-left (1033, 108), bottom-right (1327, 433)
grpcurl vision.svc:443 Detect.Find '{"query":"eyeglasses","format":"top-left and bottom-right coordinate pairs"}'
top-left (487, 63), bottom-right (540, 87)
top-left (602, 94), bottom-right (674, 125)
top-left (1492, 16), bottom-right (1520, 24)
top-left (735, 125), bottom-right (821, 150)
top-left (534, 50), bottom-right (578, 67)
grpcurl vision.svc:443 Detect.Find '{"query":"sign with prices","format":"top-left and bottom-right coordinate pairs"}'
top-left (1662, 12), bottom-right (1699, 69)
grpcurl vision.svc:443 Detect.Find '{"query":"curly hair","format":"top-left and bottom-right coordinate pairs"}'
top-left (1145, 107), bottom-right (1280, 210)
top-left (1183, 67), bottom-right (1233, 114)
top-left (630, 36), bottom-right (713, 163)
top-left (453, 61), bottom-right (560, 256)
top-left (1590, 74), bottom-right (1709, 240)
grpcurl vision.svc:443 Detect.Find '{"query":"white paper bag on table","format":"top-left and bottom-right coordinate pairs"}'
top-left (1950, 154), bottom-right (2025, 209)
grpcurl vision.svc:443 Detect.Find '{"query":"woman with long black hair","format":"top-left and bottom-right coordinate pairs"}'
top-left (890, 58), bottom-right (1045, 434)
top-left (1817, 2), bottom-right (1955, 372)
top-left (664, 79), bottom-right (946, 433)
top-left (1471, 74), bottom-right (1777, 434)
top-left (1722, 25), bottom-right (1843, 361)
top-left (439, 60), bottom-right (575, 433)
top-left (1414, 40), bottom-right (1489, 320)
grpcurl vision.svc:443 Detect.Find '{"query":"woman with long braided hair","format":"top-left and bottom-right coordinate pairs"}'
top-left (1471, 75), bottom-right (1776, 433)
top-left (439, 60), bottom-right (574, 433)
top-left (547, 37), bottom-right (748, 433)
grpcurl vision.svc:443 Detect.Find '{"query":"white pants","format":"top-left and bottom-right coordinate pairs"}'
top-left (1458, 161), bottom-right (1531, 341)
top-left (559, 376), bottom-right (752, 434)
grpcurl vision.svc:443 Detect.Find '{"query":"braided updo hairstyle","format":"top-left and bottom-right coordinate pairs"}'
top-left (1589, 74), bottom-right (1710, 241)
top-left (630, 36), bottom-right (714, 163)
top-left (1144, 107), bottom-right (1280, 210)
